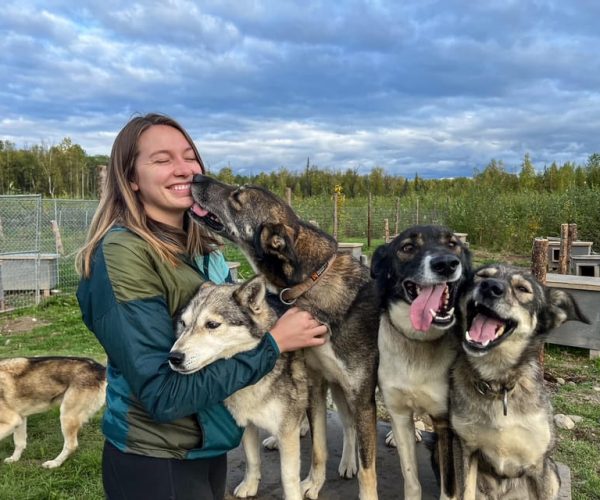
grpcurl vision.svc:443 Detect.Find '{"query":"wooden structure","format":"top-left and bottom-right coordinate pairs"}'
top-left (337, 242), bottom-right (364, 261)
top-left (545, 273), bottom-right (600, 358)
top-left (547, 237), bottom-right (593, 272)
top-left (227, 261), bottom-right (241, 282)
top-left (570, 254), bottom-right (600, 277)
top-left (0, 253), bottom-right (59, 298)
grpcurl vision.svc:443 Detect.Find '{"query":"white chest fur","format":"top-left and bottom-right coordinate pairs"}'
top-left (377, 311), bottom-right (455, 418)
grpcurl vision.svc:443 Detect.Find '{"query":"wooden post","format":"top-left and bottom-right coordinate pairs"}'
top-left (395, 197), bottom-right (400, 236)
top-left (0, 262), bottom-right (4, 311)
top-left (367, 192), bottom-right (372, 248)
top-left (384, 219), bottom-right (390, 243)
top-left (285, 187), bottom-right (292, 207)
top-left (0, 215), bottom-right (4, 241)
top-left (569, 223), bottom-right (578, 242)
top-left (415, 198), bottom-right (420, 225)
top-left (97, 165), bottom-right (107, 200)
top-left (532, 237), bottom-right (549, 367)
top-left (558, 223), bottom-right (569, 274)
top-left (333, 192), bottom-right (338, 240)
top-left (51, 220), bottom-right (65, 255)
top-left (531, 238), bottom-right (548, 285)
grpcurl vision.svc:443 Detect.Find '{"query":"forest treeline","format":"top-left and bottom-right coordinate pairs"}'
top-left (1, 138), bottom-right (600, 253)
top-left (1, 138), bottom-right (600, 199)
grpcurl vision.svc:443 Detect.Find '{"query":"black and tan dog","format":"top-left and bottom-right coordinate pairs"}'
top-left (189, 176), bottom-right (380, 500)
top-left (0, 356), bottom-right (106, 468)
top-left (371, 225), bottom-right (472, 500)
top-left (451, 264), bottom-right (588, 499)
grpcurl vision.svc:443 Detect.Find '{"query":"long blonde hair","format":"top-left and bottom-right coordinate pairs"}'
top-left (76, 113), bottom-right (218, 277)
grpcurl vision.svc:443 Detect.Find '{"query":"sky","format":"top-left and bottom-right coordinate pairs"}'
top-left (1, 1), bottom-right (599, 178)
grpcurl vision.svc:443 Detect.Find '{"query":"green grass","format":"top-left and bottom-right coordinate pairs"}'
top-left (0, 296), bottom-right (105, 499)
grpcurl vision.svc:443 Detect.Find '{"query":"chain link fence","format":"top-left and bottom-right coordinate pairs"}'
top-left (0, 195), bottom-right (97, 311)
top-left (1, 194), bottom-right (444, 312)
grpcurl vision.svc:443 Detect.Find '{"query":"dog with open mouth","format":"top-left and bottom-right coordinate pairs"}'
top-left (371, 225), bottom-right (472, 500)
top-left (451, 264), bottom-right (588, 499)
top-left (188, 175), bottom-right (381, 500)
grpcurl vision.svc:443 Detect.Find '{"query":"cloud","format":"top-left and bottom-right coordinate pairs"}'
top-left (1, 0), bottom-right (599, 178)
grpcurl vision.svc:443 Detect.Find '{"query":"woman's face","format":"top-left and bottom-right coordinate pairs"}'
top-left (131, 125), bottom-right (202, 228)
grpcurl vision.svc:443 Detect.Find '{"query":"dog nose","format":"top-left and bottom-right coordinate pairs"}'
top-left (480, 278), bottom-right (505, 298)
top-left (431, 254), bottom-right (460, 277)
top-left (169, 351), bottom-right (185, 367)
top-left (192, 173), bottom-right (204, 183)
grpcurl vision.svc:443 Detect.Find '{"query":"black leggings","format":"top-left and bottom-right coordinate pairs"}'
top-left (102, 441), bottom-right (227, 500)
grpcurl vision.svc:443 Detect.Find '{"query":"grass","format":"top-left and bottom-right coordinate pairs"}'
top-left (1, 259), bottom-right (600, 499)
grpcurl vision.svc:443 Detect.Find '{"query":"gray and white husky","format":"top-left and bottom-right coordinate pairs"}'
top-left (451, 264), bottom-right (588, 499)
top-left (169, 275), bottom-right (308, 500)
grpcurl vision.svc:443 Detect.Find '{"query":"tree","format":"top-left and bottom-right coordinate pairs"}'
top-left (518, 153), bottom-right (536, 191)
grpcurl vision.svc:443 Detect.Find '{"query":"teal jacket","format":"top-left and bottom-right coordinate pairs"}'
top-left (77, 227), bottom-right (279, 459)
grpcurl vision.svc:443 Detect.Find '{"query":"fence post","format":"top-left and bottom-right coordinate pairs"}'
top-left (415, 197), bottom-right (420, 225)
top-left (568, 223), bottom-right (578, 243)
top-left (97, 165), bottom-right (107, 200)
top-left (395, 197), bottom-right (399, 236)
top-left (367, 192), bottom-right (372, 248)
top-left (333, 192), bottom-right (338, 240)
top-left (285, 187), bottom-right (292, 207)
top-left (558, 223), bottom-right (569, 274)
top-left (384, 218), bottom-right (390, 243)
top-left (531, 238), bottom-right (548, 285)
top-left (0, 215), bottom-right (4, 241)
top-left (51, 220), bottom-right (64, 255)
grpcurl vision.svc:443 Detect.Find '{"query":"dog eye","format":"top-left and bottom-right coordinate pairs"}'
top-left (205, 321), bottom-right (221, 329)
top-left (447, 240), bottom-right (457, 248)
top-left (516, 285), bottom-right (531, 294)
top-left (401, 243), bottom-right (414, 253)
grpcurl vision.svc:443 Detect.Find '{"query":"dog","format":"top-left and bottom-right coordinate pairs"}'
top-left (188, 176), bottom-right (381, 500)
top-left (0, 356), bottom-right (106, 468)
top-left (450, 264), bottom-right (588, 499)
top-left (168, 275), bottom-right (308, 500)
top-left (371, 225), bottom-right (472, 500)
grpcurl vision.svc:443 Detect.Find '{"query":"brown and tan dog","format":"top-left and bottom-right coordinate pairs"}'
top-left (189, 176), bottom-right (380, 500)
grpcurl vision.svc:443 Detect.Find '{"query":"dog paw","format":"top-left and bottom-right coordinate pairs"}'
top-left (4, 456), bottom-right (20, 464)
top-left (301, 476), bottom-right (325, 500)
top-left (338, 458), bottom-right (358, 478)
top-left (385, 430), bottom-right (397, 447)
top-left (262, 435), bottom-right (279, 450)
top-left (233, 479), bottom-right (260, 498)
top-left (41, 460), bottom-right (61, 469)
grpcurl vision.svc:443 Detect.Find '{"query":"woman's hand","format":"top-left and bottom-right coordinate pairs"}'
top-left (269, 307), bottom-right (328, 353)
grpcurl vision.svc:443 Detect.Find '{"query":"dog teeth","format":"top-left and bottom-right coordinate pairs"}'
top-left (466, 331), bottom-right (473, 341)
top-left (447, 307), bottom-right (455, 317)
top-left (495, 325), bottom-right (505, 337)
top-left (481, 339), bottom-right (490, 347)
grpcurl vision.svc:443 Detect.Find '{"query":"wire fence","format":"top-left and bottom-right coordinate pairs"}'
top-left (0, 194), bottom-right (444, 312)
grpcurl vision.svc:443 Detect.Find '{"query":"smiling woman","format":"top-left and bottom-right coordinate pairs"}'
top-left (73, 113), bottom-right (327, 500)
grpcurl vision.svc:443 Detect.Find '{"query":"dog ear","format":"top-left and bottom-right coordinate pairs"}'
top-left (255, 223), bottom-right (298, 263)
top-left (234, 275), bottom-right (267, 315)
top-left (370, 243), bottom-right (390, 280)
top-left (543, 288), bottom-right (590, 330)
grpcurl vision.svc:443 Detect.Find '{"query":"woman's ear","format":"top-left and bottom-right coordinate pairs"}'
top-left (130, 180), bottom-right (139, 191)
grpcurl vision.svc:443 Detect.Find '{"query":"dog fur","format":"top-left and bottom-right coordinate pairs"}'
top-left (451, 264), bottom-right (588, 499)
top-left (169, 275), bottom-right (308, 500)
top-left (371, 225), bottom-right (472, 500)
top-left (0, 356), bottom-right (106, 468)
top-left (189, 176), bottom-right (380, 500)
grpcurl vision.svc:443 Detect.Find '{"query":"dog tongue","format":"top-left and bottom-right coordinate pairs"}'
top-left (191, 203), bottom-right (208, 217)
top-left (410, 284), bottom-right (446, 332)
top-left (469, 314), bottom-right (503, 343)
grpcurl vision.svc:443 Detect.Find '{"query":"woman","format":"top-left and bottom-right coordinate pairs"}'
top-left (76, 113), bottom-right (327, 499)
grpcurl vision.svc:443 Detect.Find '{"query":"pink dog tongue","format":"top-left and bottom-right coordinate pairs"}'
top-left (469, 314), bottom-right (503, 343)
top-left (410, 284), bottom-right (446, 332)
top-left (191, 203), bottom-right (208, 217)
